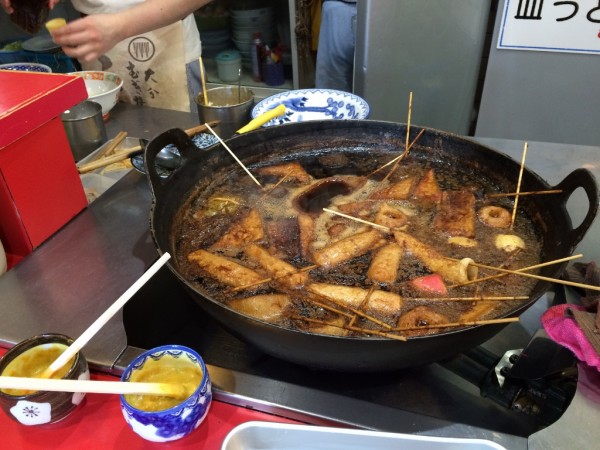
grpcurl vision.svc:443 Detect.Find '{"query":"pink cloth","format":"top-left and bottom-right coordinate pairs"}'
top-left (542, 304), bottom-right (600, 371)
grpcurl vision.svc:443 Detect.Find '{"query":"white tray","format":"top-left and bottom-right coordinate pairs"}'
top-left (221, 421), bottom-right (508, 450)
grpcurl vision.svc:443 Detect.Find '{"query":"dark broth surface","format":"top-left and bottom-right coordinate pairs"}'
top-left (172, 147), bottom-right (542, 338)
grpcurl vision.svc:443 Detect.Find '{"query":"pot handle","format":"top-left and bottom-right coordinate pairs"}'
top-left (553, 168), bottom-right (599, 249)
top-left (145, 127), bottom-right (194, 203)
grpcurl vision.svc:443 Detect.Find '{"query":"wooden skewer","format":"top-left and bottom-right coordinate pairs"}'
top-left (0, 377), bottom-right (188, 398)
top-left (404, 91), bottom-right (412, 158)
top-left (410, 296), bottom-right (529, 302)
top-left (462, 256), bottom-right (600, 292)
top-left (92, 130), bottom-right (127, 161)
top-left (41, 253), bottom-right (171, 379)
top-left (393, 317), bottom-right (519, 332)
top-left (382, 92), bottom-right (415, 182)
top-left (323, 208), bottom-right (390, 231)
top-left (448, 254), bottom-right (583, 288)
top-left (76, 121), bottom-right (220, 174)
top-left (309, 294), bottom-right (394, 331)
top-left (488, 189), bottom-right (562, 198)
top-left (369, 128), bottom-right (425, 178)
top-left (204, 122), bottom-right (262, 188)
top-left (198, 55), bottom-right (209, 105)
top-left (231, 264), bottom-right (318, 292)
top-left (293, 316), bottom-right (406, 341)
top-left (511, 141), bottom-right (528, 229)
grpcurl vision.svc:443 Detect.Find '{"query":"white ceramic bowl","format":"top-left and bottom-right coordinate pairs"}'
top-left (251, 88), bottom-right (370, 127)
top-left (0, 62), bottom-right (52, 73)
top-left (69, 71), bottom-right (123, 118)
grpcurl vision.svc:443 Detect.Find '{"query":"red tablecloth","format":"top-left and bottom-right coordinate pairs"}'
top-left (0, 349), bottom-right (299, 450)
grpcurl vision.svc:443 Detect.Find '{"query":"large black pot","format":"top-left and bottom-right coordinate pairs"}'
top-left (145, 120), bottom-right (598, 372)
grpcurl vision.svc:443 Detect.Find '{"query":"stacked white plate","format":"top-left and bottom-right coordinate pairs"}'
top-left (201, 28), bottom-right (233, 58)
top-left (230, 5), bottom-right (277, 68)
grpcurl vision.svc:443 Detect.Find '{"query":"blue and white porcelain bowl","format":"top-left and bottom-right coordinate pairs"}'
top-left (0, 62), bottom-right (52, 73)
top-left (251, 88), bottom-right (370, 127)
top-left (0, 333), bottom-right (90, 426)
top-left (120, 345), bottom-right (212, 443)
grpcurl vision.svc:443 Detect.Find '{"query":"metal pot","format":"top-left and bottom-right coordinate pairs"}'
top-left (145, 120), bottom-right (598, 371)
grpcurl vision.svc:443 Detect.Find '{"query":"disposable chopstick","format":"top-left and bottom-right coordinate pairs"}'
top-left (41, 253), bottom-right (171, 379)
top-left (204, 122), bottom-right (262, 187)
top-left (0, 376), bottom-right (184, 398)
top-left (77, 147), bottom-right (141, 173)
top-left (92, 130), bottom-right (127, 161)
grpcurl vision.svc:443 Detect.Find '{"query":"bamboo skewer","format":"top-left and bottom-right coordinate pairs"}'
top-left (461, 256), bottom-right (600, 292)
top-left (308, 294), bottom-right (394, 331)
top-left (511, 141), bottom-right (528, 229)
top-left (41, 253), bottom-right (172, 379)
top-left (294, 316), bottom-right (407, 341)
top-left (0, 377), bottom-right (187, 398)
top-left (198, 55), bottom-right (209, 105)
top-left (369, 128), bottom-right (425, 178)
top-left (448, 254), bottom-right (583, 288)
top-left (382, 91), bottom-right (414, 182)
top-left (488, 189), bottom-right (562, 198)
top-left (410, 296), bottom-right (529, 302)
top-left (393, 317), bottom-right (519, 332)
top-left (204, 123), bottom-right (262, 188)
top-left (323, 208), bottom-right (391, 231)
top-left (231, 264), bottom-right (318, 292)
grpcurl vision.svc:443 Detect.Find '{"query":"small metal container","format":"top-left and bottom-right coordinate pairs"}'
top-left (61, 100), bottom-right (107, 162)
top-left (195, 86), bottom-right (254, 139)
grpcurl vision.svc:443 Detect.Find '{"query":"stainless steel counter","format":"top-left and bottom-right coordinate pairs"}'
top-left (1, 103), bottom-right (599, 449)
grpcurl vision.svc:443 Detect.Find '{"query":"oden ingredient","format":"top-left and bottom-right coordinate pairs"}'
top-left (45, 18), bottom-right (67, 32)
top-left (125, 355), bottom-right (202, 412)
top-left (1, 343), bottom-right (74, 396)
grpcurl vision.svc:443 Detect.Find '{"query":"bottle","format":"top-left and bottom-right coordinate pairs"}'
top-left (251, 32), bottom-right (265, 82)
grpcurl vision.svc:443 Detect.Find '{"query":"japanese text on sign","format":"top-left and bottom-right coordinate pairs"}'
top-left (498, 0), bottom-right (600, 54)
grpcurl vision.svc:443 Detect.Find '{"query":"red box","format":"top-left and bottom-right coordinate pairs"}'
top-left (0, 71), bottom-right (88, 269)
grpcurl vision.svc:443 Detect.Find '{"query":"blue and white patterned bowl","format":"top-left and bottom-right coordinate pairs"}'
top-left (120, 345), bottom-right (212, 443)
top-left (251, 88), bottom-right (370, 127)
top-left (0, 62), bottom-right (52, 73)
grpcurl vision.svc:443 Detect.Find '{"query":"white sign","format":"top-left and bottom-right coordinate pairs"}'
top-left (498, 0), bottom-right (600, 54)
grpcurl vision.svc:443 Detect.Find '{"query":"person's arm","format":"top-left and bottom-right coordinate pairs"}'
top-left (49, 0), bottom-right (213, 62)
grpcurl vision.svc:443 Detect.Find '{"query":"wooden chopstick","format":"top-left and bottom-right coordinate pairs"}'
top-left (0, 376), bottom-right (186, 398)
top-left (92, 130), bottom-right (127, 161)
top-left (41, 254), bottom-right (171, 379)
top-left (76, 121), bottom-right (220, 174)
top-left (77, 147), bottom-right (142, 174)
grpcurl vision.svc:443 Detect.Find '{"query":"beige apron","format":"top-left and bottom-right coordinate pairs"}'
top-left (83, 21), bottom-right (190, 112)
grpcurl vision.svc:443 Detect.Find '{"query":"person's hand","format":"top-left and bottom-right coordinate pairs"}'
top-left (1, 0), bottom-right (14, 14)
top-left (1, 1), bottom-right (60, 14)
top-left (50, 14), bottom-right (126, 63)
